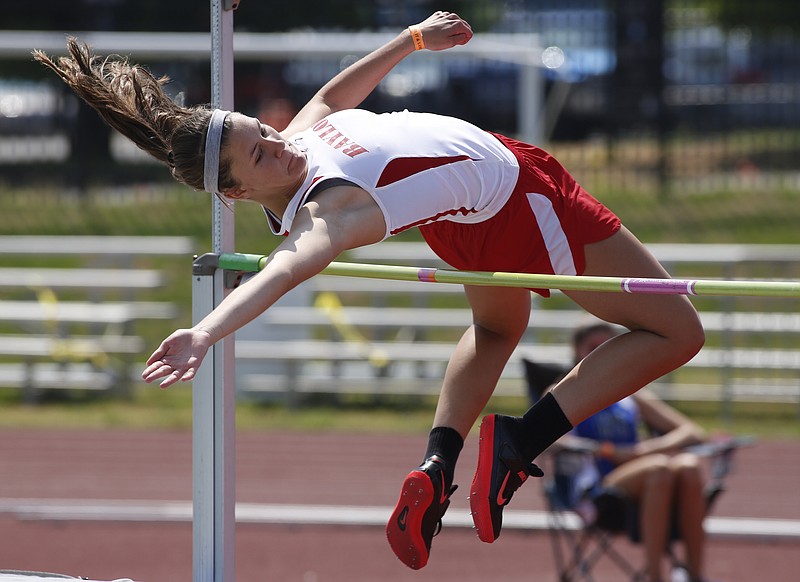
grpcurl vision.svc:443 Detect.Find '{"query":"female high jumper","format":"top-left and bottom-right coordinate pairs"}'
top-left (35, 10), bottom-right (704, 575)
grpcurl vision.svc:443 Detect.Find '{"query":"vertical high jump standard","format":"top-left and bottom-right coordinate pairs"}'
top-left (192, 1), bottom-right (237, 581)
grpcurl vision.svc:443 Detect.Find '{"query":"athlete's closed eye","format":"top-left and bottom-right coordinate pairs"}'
top-left (254, 125), bottom-right (271, 165)
top-left (252, 123), bottom-right (268, 166)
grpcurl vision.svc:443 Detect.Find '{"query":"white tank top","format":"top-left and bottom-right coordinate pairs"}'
top-left (264, 109), bottom-right (520, 239)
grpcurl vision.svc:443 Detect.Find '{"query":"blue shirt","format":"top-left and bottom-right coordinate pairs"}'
top-left (573, 396), bottom-right (640, 477)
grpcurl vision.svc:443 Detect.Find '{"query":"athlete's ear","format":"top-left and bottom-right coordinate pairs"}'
top-left (224, 187), bottom-right (247, 200)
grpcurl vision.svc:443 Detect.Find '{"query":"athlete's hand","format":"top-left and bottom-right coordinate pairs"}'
top-left (142, 328), bottom-right (212, 389)
top-left (414, 11), bottom-right (473, 51)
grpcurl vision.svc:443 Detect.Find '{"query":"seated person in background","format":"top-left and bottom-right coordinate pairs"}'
top-left (538, 322), bottom-right (715, 582)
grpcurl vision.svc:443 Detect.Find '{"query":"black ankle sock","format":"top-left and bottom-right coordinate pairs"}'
top-left (515, 392), bottom-right (573, 462)
top-left (424, 426), bottom-right (463, 486)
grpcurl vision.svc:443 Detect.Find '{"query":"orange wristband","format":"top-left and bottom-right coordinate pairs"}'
top-left (408, 25), bottom-right (425, 50)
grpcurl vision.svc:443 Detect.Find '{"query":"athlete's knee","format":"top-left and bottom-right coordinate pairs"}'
top-left (665, 305), bottom-right (705, 366)
top-left (679, 315), bottom-right (705, 364)
top-left (467, 287), bottom-right (530, 342)
top-left (473, 315), bottom-right (528, 346)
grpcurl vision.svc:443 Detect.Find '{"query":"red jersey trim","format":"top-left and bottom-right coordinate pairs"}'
top-left (390, 206), bottom-right (477, 236)
top-left (376, 155), bottom-right (474, 188)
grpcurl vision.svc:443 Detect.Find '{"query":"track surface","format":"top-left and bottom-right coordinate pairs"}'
top-left (0, 429), bottom-right (797, 581)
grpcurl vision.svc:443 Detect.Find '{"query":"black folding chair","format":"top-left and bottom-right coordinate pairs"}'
top-left (523, 358), bottom-right (754, 582)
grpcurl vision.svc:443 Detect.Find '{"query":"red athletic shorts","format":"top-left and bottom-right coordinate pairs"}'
top-left (419, 133), bottom-right (621, 297)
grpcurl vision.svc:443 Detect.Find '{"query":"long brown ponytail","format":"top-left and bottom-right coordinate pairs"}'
top-left (33, 38), bottom-right (234, 194)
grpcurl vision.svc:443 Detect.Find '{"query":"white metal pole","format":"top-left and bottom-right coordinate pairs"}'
top-left (193, 1), bottom-right (237, 581)
top-left (519, 60), bottom-right (543, 146)
top-left (191, 264), bottom-right (217, 582)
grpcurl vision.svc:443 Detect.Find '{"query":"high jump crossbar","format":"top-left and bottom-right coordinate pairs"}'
top-left (218, 252), bottom-right (800, 298)
top-left (193, 247), bottom-right (799, 582)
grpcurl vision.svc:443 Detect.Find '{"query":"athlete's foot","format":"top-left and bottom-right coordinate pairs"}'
top-left (386, 456), bottom-right (457, 570)
top-left (469, 414), bottom-right (543, 543)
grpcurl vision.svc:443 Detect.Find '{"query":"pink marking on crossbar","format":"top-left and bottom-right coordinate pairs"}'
top-left (621, 278), bottom-right (698, 295)
top-left (417, 268), bottom-right (438, 283)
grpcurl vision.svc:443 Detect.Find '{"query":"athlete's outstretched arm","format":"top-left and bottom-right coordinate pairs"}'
top-left (142, 185), bottom-right (385, 388)
top-left (282, 11), bottom-right (472, 136)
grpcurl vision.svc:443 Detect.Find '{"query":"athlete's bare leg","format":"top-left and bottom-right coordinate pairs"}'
top-left (432, 284), bottom-right (532, 438)
top-left (553, 226), bottom-right (705, 424)
top-left (431, 226), bottom-right (703, 440)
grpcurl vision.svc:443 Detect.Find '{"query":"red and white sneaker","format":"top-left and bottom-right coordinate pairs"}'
top-left (386, 456), bottom-right (457, 570)
top-left (470, 414), bottom-right (543, 543)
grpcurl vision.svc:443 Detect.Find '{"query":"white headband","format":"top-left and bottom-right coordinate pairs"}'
top-left (203, 109), bottom-right (231, 195)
